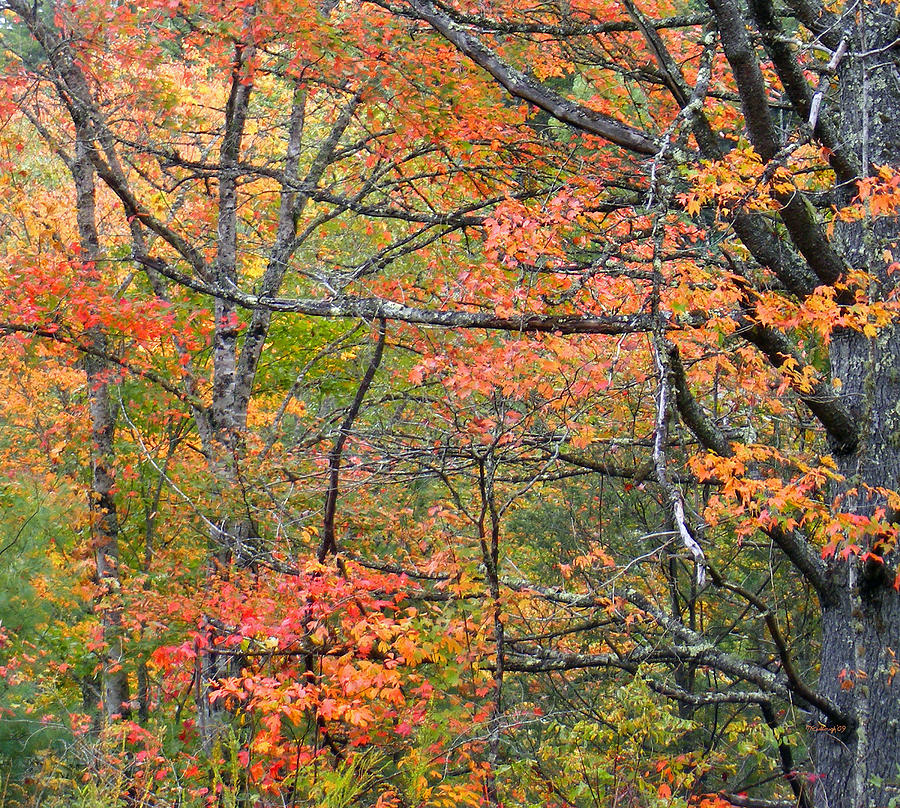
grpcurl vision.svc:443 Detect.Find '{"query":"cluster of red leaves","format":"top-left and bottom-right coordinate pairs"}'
top-left (147, 561), bottom-right (484, 796)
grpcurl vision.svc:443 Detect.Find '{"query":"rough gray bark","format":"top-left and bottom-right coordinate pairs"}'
top-left (814, 4), bottom-right (900, 804)
top-left (72, 130), bottom-right (130, 722)
top-left (211, 43), bottom-right (254, 448)
top-left (195, 41), bottom-right (257, 752)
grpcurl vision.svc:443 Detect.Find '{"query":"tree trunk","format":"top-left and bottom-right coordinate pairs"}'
top-left (72, 131), bottom-right (130, 722)
top-left (822, 321), bottom-right (900, 808)
top-left (819, 5), bottom-right (900, 801)
top-left (86, 343), bottom-right (130, 721)
top-left (816, 566), bottom-right (900, 808)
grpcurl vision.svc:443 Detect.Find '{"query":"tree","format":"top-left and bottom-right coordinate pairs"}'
top-left (0, 0), bottom-right (898, 806)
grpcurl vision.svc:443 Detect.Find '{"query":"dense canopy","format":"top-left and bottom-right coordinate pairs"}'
top-left (0, 0), bottom-right (898, 806)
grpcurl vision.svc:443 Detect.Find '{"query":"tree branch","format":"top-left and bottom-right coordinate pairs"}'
top-left (318, 319), bottom-right (387, 561)
top-left (706, 0), bottom-right (848, 286)
top-left (404, 0), bottom-right (659, 154)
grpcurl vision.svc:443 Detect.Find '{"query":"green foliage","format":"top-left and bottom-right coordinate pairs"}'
top-left (0, 485), bottom-right (90, 803)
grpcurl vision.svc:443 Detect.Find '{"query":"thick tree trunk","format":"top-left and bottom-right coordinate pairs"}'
top-left (816, 566), bottom-right (900, 808)
top-left (823, 320), bottom-right (900, 808)
top-left (820, 5), bottom-right (900, 801)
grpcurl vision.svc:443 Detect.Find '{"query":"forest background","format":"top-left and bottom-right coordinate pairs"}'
top-left (0, 0), bottom-right (898, 806)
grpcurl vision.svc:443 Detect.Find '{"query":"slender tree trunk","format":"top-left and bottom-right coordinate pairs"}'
top-left (195, 41), bottom-right (256, 753)
top-left (72, 132), bottom-right (130, 721)
top-left (86, 344), bottom-right (130, 720)
top-left (477, 454), bottom-right (503, 808)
